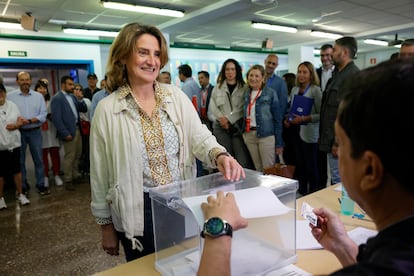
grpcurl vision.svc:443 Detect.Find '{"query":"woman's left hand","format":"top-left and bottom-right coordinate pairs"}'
top-left (216, 154), bottom-right (245, 181)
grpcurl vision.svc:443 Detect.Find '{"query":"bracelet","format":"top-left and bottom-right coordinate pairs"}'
top-left (215, 152), bottom-right (230, 166)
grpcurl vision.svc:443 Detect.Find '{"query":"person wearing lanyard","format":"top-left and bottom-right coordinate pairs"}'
top-left (242, 64), bottom-right (283, 172)
top-left (284, 62), bottom-right (322, 195)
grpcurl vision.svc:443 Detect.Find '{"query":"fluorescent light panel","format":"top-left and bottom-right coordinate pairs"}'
top-left (63, 28), bottom-right (119, 37)
top-left (0, 22), bottom-right (23, 30)
top-left (363, 39), bottom-right (388, 46)
top-left (310, 30), bottom-right (342, 39)
top-left (251, 22), bottom-right (297, 33)
top-left (102, 1), bottom-right (184, 18)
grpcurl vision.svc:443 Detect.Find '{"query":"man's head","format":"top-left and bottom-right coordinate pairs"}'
top-left (178, 64), bottom-right (192, 82)
top-left (16, 71), bottom-right (32, 93)
top-left (87, 73), bottom-right (98, 89)
top-left (264, 54), bottom-right (279, 76)
top-left (320, 44), bottom-right (333, 69)
top-left (158, 71), bottom-right (171, 84)
top-left (336, 58), bottom-right (414, 207)
top-left (332, 37), bottom-right (357, 70)
top-left (399, 39), bottom-right (414, 59)
top-left (198, 71), bottom-right (210, 88)
top-left (61, 76), bottom-right (75, 94)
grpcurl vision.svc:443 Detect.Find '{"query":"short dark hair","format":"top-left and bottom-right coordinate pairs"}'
top-left (0, 83), bottom-right (6, 93)
top-left (198, 71), bottom-right (210, 78)
top-left (320, 44), bottom-right (333, 51)
top-left (34, 80), bottom-right (50, 101)
top-left (338, 58), bottom-right (414, 192)
top-left (61, 75), bottom-right (74, 84)
top-left (335, 36), bottom-right (358, 59)
top-left (178, 64), bottom-right (192, 78)
top-left (401, 38), bottom-right (414, 47)
top-left (87, 73), bottom-right (98, 79)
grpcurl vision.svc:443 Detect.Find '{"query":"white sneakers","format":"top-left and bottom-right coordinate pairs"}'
top-left (55, 175), bottom-right (63, 186)
top-left (0, 197), bottom-right (6, 210)
top-left (17, 194), bottom-right (30, 206)
top-left (0, 194), bottom-right (30, 210)
top-left (45, 175), bottom-right (64, 186)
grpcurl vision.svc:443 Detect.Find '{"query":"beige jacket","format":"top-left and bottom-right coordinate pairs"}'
top-left (90, 82), bottom-right (225, 248)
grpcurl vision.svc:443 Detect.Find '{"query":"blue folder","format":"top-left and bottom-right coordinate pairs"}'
top-left (288, 95), bottom-right (314, 122)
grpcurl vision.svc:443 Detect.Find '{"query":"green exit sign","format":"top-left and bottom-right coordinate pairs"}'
top-left (8, 50), bottom-right (27, 57)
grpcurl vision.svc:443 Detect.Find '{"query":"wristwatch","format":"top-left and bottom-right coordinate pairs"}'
top-left (200, 217), bottom-right (233, 238)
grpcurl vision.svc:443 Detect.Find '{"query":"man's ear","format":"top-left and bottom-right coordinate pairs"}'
top-left (360, 151), bottom-right (383, 192)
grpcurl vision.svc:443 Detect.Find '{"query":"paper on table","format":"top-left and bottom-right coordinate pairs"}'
top-left (296, 220), bottom-right (378, 250)
top-left (334, 183), bottom-right (342, 192)
top-left (182, 186), bottom-right (291, 227)
top-left (296, 220), bottom-right (322, 250)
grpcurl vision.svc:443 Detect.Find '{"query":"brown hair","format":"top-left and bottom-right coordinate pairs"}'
top-left (106, 23), bottom-right (169, 92)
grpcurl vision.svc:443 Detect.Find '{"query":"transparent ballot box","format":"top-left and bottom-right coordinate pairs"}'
top-left (148, 169), bottom-right (298, 276)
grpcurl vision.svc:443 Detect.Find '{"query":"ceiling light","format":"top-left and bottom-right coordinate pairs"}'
top-left (310, 30), bottom-right (343, 39)
top-left (102, 1), bottom-right (184, 18)
top-left (0, 22), bottom-right (23, 30)
top-left (49, 19), bottom-right (67, 25)
top-left (63, 28), bottom-right (119, 37)
top-left (363, 39), bottom-right (388, 46)
top-left (251, 22), bottom-right (297, 33)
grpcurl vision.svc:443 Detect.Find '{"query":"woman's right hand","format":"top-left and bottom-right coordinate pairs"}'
top-left (101, 223), bottom-right (119, 256)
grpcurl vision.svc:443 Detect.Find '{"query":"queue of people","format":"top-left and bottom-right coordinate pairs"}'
top-left (197, 56), bottom-right (414, 276)
top-left (1, 20), bottom-right (413, 275)
top-left (1, 70), bottom-right (105, 200)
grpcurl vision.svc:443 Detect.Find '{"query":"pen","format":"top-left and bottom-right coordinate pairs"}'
top-left (338, 198), bottom-right (341, 205)
top-left (352, 213), bottom-right (373, 222)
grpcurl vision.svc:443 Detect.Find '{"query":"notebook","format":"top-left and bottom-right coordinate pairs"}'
top-left (288, 95), bottom-right (314, 122)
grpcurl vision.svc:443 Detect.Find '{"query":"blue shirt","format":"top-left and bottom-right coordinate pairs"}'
top-left (90, 88), bottom-right (110, 120)
top-left (181, 78), bottom-right (200, 110)
top-left (7, 89), bottom-right (47, 129)
top-left (266, 74), bottom-right (288, 121)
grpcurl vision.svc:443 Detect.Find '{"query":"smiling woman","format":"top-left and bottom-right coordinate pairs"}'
top-left (90, 22), bottom-right (245, 263)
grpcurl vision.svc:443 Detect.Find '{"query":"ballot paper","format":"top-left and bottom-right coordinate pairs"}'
top-left (182, 186), bottom-right (291, 227)
top-left (296, 220), bottom-right (378, 250)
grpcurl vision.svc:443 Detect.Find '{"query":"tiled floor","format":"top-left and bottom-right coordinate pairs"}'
top-left (0, 174), bottom-right (126, 275)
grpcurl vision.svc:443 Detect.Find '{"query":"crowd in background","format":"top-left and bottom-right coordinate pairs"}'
top-left (2, 38), bottom-right (413, 210)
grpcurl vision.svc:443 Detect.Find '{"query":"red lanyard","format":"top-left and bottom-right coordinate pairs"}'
top-left (245, 89), bottom-right (262, 132)
top-left (247, 89), bottom-right (262, 118)
top-left (201, 87), bottom-right (208, 108)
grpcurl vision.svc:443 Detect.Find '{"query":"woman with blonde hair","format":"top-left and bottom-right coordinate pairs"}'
top-left (242, 64), bottom-right (283, 172)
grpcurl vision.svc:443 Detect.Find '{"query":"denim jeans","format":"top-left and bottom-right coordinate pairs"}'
top-left (20, 128), bottom-right (45, 190)
top-left (327, 152), bottom-right (341, 184)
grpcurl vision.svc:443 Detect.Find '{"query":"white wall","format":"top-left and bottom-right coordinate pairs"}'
top-left (0, 38), bottom-right (104, 79)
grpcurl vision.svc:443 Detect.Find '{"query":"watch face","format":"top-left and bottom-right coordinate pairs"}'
top-left (205, 217), bottom-right (225, 235)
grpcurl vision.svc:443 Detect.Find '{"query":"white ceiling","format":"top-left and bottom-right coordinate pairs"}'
top-left (1, 0), bottom-right (414, 53)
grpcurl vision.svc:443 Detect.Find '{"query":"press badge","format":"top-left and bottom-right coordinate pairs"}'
top-left (301, 202), bottom-right (318, 227)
